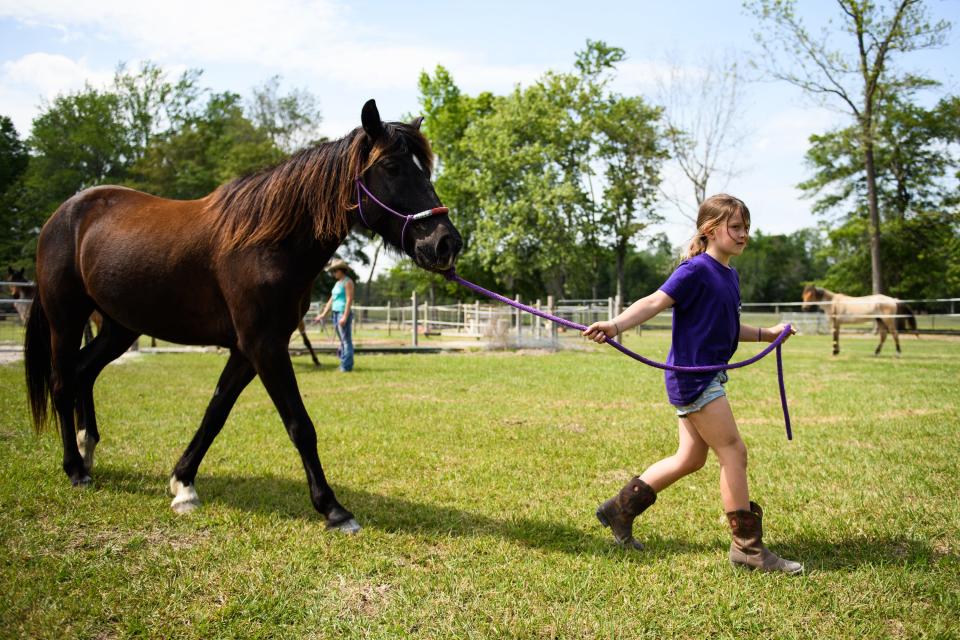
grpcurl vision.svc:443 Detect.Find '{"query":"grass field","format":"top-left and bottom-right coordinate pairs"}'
top-left (2, 332), bottom-right (958, 639)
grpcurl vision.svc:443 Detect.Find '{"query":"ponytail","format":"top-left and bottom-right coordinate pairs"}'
top-left (682, 234), bottom-right (708, 261)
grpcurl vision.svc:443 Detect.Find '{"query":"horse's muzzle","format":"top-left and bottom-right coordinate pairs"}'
top-left (415, 226), bottom-right (462, 272)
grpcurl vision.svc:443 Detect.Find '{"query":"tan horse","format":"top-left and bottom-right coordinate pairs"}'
top-left (801, 285), bottom-right (916, 356)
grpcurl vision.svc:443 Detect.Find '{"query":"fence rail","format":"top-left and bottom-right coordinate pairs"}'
top-left (2, 285), bottom-right (959, 351)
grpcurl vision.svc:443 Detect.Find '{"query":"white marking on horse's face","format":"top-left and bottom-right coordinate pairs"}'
top-left (411, 154), bottom-right (424, 173)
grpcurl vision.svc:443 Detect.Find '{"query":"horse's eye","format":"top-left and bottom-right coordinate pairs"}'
top-left (381, 160), bottom-right (401, 175)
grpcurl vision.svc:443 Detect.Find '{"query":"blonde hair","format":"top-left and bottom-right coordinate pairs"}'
top-left (682, 193), bottom-right (751, 260)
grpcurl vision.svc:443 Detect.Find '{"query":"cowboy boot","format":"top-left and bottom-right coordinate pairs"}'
top-left (595, 477), bottom-right (657, 550)
top-left (726, 501), bottom-right (803, 574)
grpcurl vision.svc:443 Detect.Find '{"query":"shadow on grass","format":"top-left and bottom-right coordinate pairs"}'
top-left (91, 466), bottom-right (948, 570)
top-left (93, 465), bottom-right (709, 559)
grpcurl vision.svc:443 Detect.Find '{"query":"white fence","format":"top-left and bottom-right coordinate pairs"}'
top-left (2, 280), bottom-right (959, 351)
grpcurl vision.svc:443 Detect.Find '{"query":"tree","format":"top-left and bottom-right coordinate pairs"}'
top-left (799, 94), bottom-right (960, 298)
top-left (416, 42), bottom-right (665, 301)
top-left (249, 76), bottom-right (323, 153)
top-left (129, 91), bottom-right (282, 199)
top-left (657, 51), bottom-right (749, 213)
top-left (0, 116), bottom-right (30, 266)
top-left (746, 0), bottom-right (951, 294)
top-left (731, 228), bottom-right (828, 301)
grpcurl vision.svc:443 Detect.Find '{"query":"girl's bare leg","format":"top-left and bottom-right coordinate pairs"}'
top-left (681, 396), bottom-right (750, 512)
top-left (639, 418), bottom-right (709, 492)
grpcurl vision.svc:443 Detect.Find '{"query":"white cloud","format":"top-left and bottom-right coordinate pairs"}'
top-left (0, 52), bottom-right (114, 133)
top-left (0, 0), bottom-right (544, 94)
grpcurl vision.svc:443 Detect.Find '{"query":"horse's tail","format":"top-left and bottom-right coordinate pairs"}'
top-left (24, 294), bottom-right (54, 433)
top-left (896, 303), bottom-right (918, 336)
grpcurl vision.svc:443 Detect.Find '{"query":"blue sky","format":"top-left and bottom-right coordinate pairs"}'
top-left (2, 0), bottom-right (958, 257)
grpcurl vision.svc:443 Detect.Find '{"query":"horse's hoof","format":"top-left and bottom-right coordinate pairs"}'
top-left (169, 477), bottom-right (200, 514)
top-left (171, 498), bottom-right (199, 514)
top-left (71, 475), bottom-right (93, 487)
top-left (327, 517), bottom-right (361, 535)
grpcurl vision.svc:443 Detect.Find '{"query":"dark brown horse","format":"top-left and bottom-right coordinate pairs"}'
top-left (801, 285), bottom-right (916, 356)
top-left (24, 100), bottom-right (461, 534)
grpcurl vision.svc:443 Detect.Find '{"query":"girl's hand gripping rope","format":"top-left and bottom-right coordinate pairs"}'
top-left (583, 321), bottom-right (618, 344)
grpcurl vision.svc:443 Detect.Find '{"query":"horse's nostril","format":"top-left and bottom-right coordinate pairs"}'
top-left (436, 236), bottom-right (452, 260)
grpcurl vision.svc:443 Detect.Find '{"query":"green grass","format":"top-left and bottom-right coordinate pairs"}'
top-left (1, 333), bottom-right (958, 639)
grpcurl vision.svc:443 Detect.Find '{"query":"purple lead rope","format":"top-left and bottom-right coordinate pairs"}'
top-left (444, 269), bottom-right (793, 440)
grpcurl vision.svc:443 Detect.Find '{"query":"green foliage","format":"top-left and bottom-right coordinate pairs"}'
top-left (416, 41), bottom-right (665, 300)
top-left (746, 0), bottom-right (953, 295)
top-left (732, 229), bottom-right (829, 301)
top-left (128, 91), bottom-right (283, 199)
top-left (0, 116), bottom-right (31, 268)
top-left (799, 93), bottom-right (960, 298)
top-left (3, 63), bottom-right (326, 268)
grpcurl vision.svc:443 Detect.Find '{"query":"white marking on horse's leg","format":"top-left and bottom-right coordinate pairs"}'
top-left (76, 429), bottom-right (96, 472)
top-left (411, 153), bottom-right (424, 173)
top-left (169, 476), bottom-right (200, 514)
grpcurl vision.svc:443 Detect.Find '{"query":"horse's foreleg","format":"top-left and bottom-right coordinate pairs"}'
top-left (249, 341), bottom-right (359, 533)
top-left (74, 318), bottom-right (139, 473)
top-left (169, 349), bottom-right (255, 513)
top-left (891, 322), bottom-right (902, 355)
top-left (875, 322), bottom-right (889, 356)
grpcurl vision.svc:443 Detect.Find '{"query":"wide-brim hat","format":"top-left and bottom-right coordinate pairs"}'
top-left (325, 259), bottom-right (350, 273)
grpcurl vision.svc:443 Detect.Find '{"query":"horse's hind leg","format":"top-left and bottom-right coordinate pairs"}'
top-left (169, 349), bottom-right (255, 513)
top-left (891, 322), bottom-right (901, 355)
top-left (74, 317), bottom-right (140, 472)
top-left (832, 322), bottom-right (840, 356)
top-left (45, 305), bottom-right (92, 485)
top-left (298, 321), bottom-right (320, 366)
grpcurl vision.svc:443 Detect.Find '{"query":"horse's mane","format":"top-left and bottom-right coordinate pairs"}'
top-left (210, 123), bottom-right (434, 251)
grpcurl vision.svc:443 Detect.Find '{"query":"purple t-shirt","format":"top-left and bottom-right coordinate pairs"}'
top-left (658, 252), bottom-right (741, 406)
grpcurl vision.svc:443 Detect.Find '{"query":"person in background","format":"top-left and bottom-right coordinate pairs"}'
top-left (315, 259), bottom-right (355, 372)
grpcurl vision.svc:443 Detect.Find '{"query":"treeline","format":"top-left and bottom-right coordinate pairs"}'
top-left (0, 62), bottom-right (332, 273)
top-left (2, 37), bottom-right (958, 305)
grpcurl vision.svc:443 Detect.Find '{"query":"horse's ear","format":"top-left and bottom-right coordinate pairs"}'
top-left (410, 116), bottom-right (424, 130)
top-left (361, 99), bottom-right (383, 141)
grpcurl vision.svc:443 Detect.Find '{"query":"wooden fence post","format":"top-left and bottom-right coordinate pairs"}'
top-left (547, 295), bottom-right (557, 342)
top-left (474, 300), bottom-right (480, 339)
top-left (515, 294), bottom-right (522, 343)
top-left (535, 299), bottom-right (542, 339)
top-left (411, 291), bottom-right (418, 347)
top-left (386, 300), bottom-right (392, 336)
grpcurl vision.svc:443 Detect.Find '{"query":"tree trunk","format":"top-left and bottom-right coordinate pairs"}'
top-left (863, 136), bottom-right (884, 294)
top-left (615, 240), bottom-right (626, 306)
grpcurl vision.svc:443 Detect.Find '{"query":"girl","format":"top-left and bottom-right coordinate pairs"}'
top-left (583, 194), bottom-right (802, 574)
top-left (315, 259), bottom-right (355, 372)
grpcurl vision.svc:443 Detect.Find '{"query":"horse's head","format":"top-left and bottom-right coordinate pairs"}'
top-left (6, 266), bottom-right (29, 299)
top-left (354, 100), bottom-right (462, 272)
top-left (801, 284), bottom-right (822, 312)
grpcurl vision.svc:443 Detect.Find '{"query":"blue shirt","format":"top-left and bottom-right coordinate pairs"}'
top-left (658, 252), bottom-right (741, 406)
top-left (331, 278), bottom-right (350, 313)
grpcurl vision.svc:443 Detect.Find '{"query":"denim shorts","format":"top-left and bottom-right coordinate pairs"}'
top-left (675, 371), bottom-right (728, 417)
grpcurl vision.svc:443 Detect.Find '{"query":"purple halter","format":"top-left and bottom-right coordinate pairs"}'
top-left (355, 179), bottom-right (449, 254)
